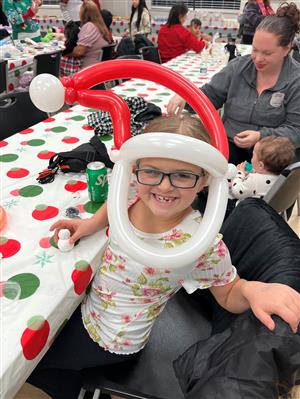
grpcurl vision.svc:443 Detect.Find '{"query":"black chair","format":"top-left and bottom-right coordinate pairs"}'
top-left (116, 54), bottom-right (142, 60)
top-left (0, 92), bottom-right (48, 139)
top-left (141, 46), bottom-right (162, 64)
top-left (100, 43), bottom-right (116, 61)
top-left (80, 289), bottom-right (212, 399)
top-left (0, 60), bottom-right (7, 95)
top-left (263, 161), bottom-right (300, 220)
top-left (35, 50), bottom-right (62, 77)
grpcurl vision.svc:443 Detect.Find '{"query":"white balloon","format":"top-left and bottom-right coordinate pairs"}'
top-left (29, 74), bottom-right (65, 113)
top-left (108, 133), bottom-right (236, 269)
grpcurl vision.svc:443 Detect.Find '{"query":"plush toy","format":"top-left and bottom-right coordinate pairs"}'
top-left (57, 229), bottom-right (74, 252)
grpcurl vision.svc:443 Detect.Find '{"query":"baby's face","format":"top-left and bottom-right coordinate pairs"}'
top-left (135, 157), bottom-right (207, 221)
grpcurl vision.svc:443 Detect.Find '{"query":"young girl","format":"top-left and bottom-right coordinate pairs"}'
top-left (230, 136), bottom-right (295, 201)
top-left (27, 114), bottom-right (300, 399)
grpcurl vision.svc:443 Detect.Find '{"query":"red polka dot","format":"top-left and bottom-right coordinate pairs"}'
top-left (76, 204), bottom-right (85, 213)
top-left (21, 60), bottom-right (27, 66)
top-left (39, 237), bottom-right (51, 249)
top-left (20, 141), bottom-right (28, 145)
top-left (0, 141), bottom-right (8, 147)
top-left (10, 189), bottom-right (20, 196)
top-left (43, 118), bottom-right (55, 123)
top-left (20, 128), bottom-right (34, 134)
top-left (8, 83), bottom-right (14, 91)
top-left (9, 63), bottom-right (15, 70)
top-left (138, 94), bottom-right (149, 97)
top-left (147, 87), bottom-right (157, 91)
top-left (82, 125), bottom-right (94, 131)
top-left (63, 109), bottom-right (73, 113)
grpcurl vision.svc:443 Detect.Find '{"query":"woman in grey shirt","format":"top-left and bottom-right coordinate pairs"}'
top-left (167, 2), bottom-right (300, 165)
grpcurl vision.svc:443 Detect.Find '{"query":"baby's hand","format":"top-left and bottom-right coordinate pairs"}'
top-left (243, 281), bottom-right (300, 333)
top-left (236, 161), bottom-right (246, 171)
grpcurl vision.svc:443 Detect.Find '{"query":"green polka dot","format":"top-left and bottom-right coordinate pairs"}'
top-left (19, 185), bottom-right (43, 197)
top-left (3, 282), bottom-right (20, 300)
top-left (100, 134), bottom-right (113, 142)
top-left (134, 83), bottom-right (146, 86)
top-left (70, 115), bottom-right (86, 121)
top-left (84, 201), bottom-right (103, 214)
top-left (51, 126), bottom-right (68, 133)
top-left (15, 70), bottom-right (20, 77)
top-left (160, 92), bottom-right (171, 96)
top-left (8, 273), bottom-right (40, 299)
top-left (125, 88), bottom-right (136, 92)
top-left (150, 99), bottom-right (163, 103)
top-left (75, 260), bottom-right (89, 271)
top-left (0, 154), bottom-right (19, 162)
top-left (27, 139), bottom-right (45, 147)
top-left (87, 108), bottom-right (98, 113)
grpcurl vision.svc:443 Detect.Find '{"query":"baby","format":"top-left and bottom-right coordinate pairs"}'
top-left (230, 136), bottom-right (295, 201)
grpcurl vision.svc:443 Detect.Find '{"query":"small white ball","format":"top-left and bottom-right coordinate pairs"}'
top-left (58, 229), bottom-right (71, 240)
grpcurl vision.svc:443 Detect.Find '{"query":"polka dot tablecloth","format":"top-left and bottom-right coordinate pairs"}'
top-left (35, 17), bottom-right (64, 32)
top-left (1, 45), bottom-right (251, 398)
top-left (0, 106), bottom-right (110, 399)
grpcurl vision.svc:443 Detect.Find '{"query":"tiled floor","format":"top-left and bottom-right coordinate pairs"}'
top-left (14, 205), bottom-right (300, 399)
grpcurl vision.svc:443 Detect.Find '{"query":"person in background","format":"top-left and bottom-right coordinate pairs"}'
top-left (239, 0), bottom-right (274, 44)
top-left (2, 0), bottom-right (41, 41)
top-left (158, 4), bottom-right (206, 63)
top-left (230, 136), bottom-right (295, 201)
top-left (101, 8), bottom-right (113, 42)
top-left (224, 37), bottom-right (238, 62)
top-left (60, 20), bottom-right (81, 77)
top-left (59, 0), bottom-right (81, 25)
top-left (129, 0), bottom-right (151, 37)
top-left (167, 2), bottom-right (300, 165)
top-left (65, 0), bottom-right (111, 69)
top-left (189, 18), bottom-right (212, 43)
top-left (27, 113), bottom-right (300, 399)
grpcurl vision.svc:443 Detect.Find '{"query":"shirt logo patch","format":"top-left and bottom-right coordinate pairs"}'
top-left (270, 92), bottom-right (285, 108)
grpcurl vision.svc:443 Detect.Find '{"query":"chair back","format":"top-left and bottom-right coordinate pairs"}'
top-left (35, 51), bottom-right (62, 77)
top-left (0, 60), bottom-right (7, 95)
top-left (0, 92), bottom-right (48, 139)
top-left (263, 162), bottom-right (300, 215)
top-left (141, 46), bottom-right (162, 64)
top-left (116, 54), bottom-right (142, 60)
top-left (100, 43), bottom-right (116, 61)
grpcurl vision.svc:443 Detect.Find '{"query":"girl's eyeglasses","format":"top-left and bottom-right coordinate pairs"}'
top-left (135, 168), bottom-right (205, 189)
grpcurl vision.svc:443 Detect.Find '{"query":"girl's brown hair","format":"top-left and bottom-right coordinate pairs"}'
top-left (143, 114), bottom-right (210, 144)
top-left (80, 0), bottom-right (111, 43)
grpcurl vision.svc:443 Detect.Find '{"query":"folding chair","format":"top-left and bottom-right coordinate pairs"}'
top-left (140, 46), bottom-right (162, 64)
top-left (35, 50), bottom-right (62, 77)
top-left (263, 161), bottom-right (300, 220)
top-left (0, 91), bottom-right (48, 139)
top-left (100, 43), bottom-right (116, 61)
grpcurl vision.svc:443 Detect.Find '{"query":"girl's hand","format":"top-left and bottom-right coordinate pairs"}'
top-left (242, 281), bottom-right (300, 333)
top-left (166, 94), bottom-right (186, 115)
top-left (234, 130), bottom-right (260, 148)
top-left (50, 218), bottom-right (97, 244)
top-left (236, 161), bottom-right (246, 171)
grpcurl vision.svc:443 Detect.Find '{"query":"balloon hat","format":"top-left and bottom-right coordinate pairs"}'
top-left (29, 60), bottom-right (236, 268)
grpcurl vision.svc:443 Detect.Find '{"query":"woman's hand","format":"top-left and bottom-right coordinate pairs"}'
top-left (166, 94), bottom-right (186, 115)
top-left (233, 130), bottom-right (260, 148)
top-left (50, 218), bottom-right (99, 244)
top-left (242, 281), bottom-right (300, 333)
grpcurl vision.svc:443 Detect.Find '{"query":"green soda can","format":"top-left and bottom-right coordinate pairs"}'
top-left (86, 161), bottom-right (108, 203)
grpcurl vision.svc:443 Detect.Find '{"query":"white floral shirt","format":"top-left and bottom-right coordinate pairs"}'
top-left (81, 209), bottom-right (236, 355)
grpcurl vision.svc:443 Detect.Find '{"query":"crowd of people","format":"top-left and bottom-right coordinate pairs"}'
top-left (1, 1), bottom-right (300, 398)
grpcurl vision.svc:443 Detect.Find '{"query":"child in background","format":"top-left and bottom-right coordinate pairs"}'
top-left (189, 18), bottom-right (212, 42)
top-left (224, 37), bottom-right (238, 62)
top-left (27, 115), bottom-right (300, 399)
top-left (59, 20), bottom-right (82, 77)
top-left (230, 136), bottom-right (295, 201)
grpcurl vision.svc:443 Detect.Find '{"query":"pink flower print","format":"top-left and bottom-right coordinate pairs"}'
top-left (102, 290), bottom-right (116, 302)
top-left (123, 339), bottom-right (133, 346)
top-left (196, 260), bottom-right (206, 269)
top-left (163, 229), bottom-right (183, 241)
top-left (217, 240), bottom-right (227, 258)
top-left (142, 298), bottom-right (152, 304)
top-left (144, 267), bottom-right (157, 276)
top-left (117, 262), bottom-right (126, 271)
top-left (142, 287), bottom-right (161, 296)
top-left (122, 315), bottom-right (132, 323)
top-left (104, 247), bottom-right (113, 262)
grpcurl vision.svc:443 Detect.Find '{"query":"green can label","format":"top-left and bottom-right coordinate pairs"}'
top-left (86, 162), bottom-right (108, 203)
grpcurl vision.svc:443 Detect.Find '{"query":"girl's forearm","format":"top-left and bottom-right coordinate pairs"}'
top-left (89, 202), bottom-right (109, 233)
top-left (222, 278), bottom-right (251, 313)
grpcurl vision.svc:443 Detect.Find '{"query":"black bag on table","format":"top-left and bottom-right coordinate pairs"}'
top-left (37, 136), bottom-right (114, 184)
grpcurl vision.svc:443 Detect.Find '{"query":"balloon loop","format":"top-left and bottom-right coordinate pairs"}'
top-left (65, 87), bottom-right (77, 105)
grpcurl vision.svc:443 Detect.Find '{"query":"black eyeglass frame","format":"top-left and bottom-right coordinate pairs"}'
top-left (135, 168), bottom-right (205, 189)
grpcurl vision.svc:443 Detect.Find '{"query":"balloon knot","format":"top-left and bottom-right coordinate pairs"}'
top-left (65, 87), bottom-right (77, 105)
top-left (109, 148), bottom-right (120, 162)
top-left (61, 76), bottom-right (74, 89)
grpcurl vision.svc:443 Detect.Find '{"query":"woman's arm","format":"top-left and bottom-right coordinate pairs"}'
top-left (70, 44), bottom-right (87, 57)
top-left (210, 276), bottom-right (300, 332)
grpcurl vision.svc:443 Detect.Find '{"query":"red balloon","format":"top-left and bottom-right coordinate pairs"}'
top-left (61, 60), bottom-right (228, 158)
